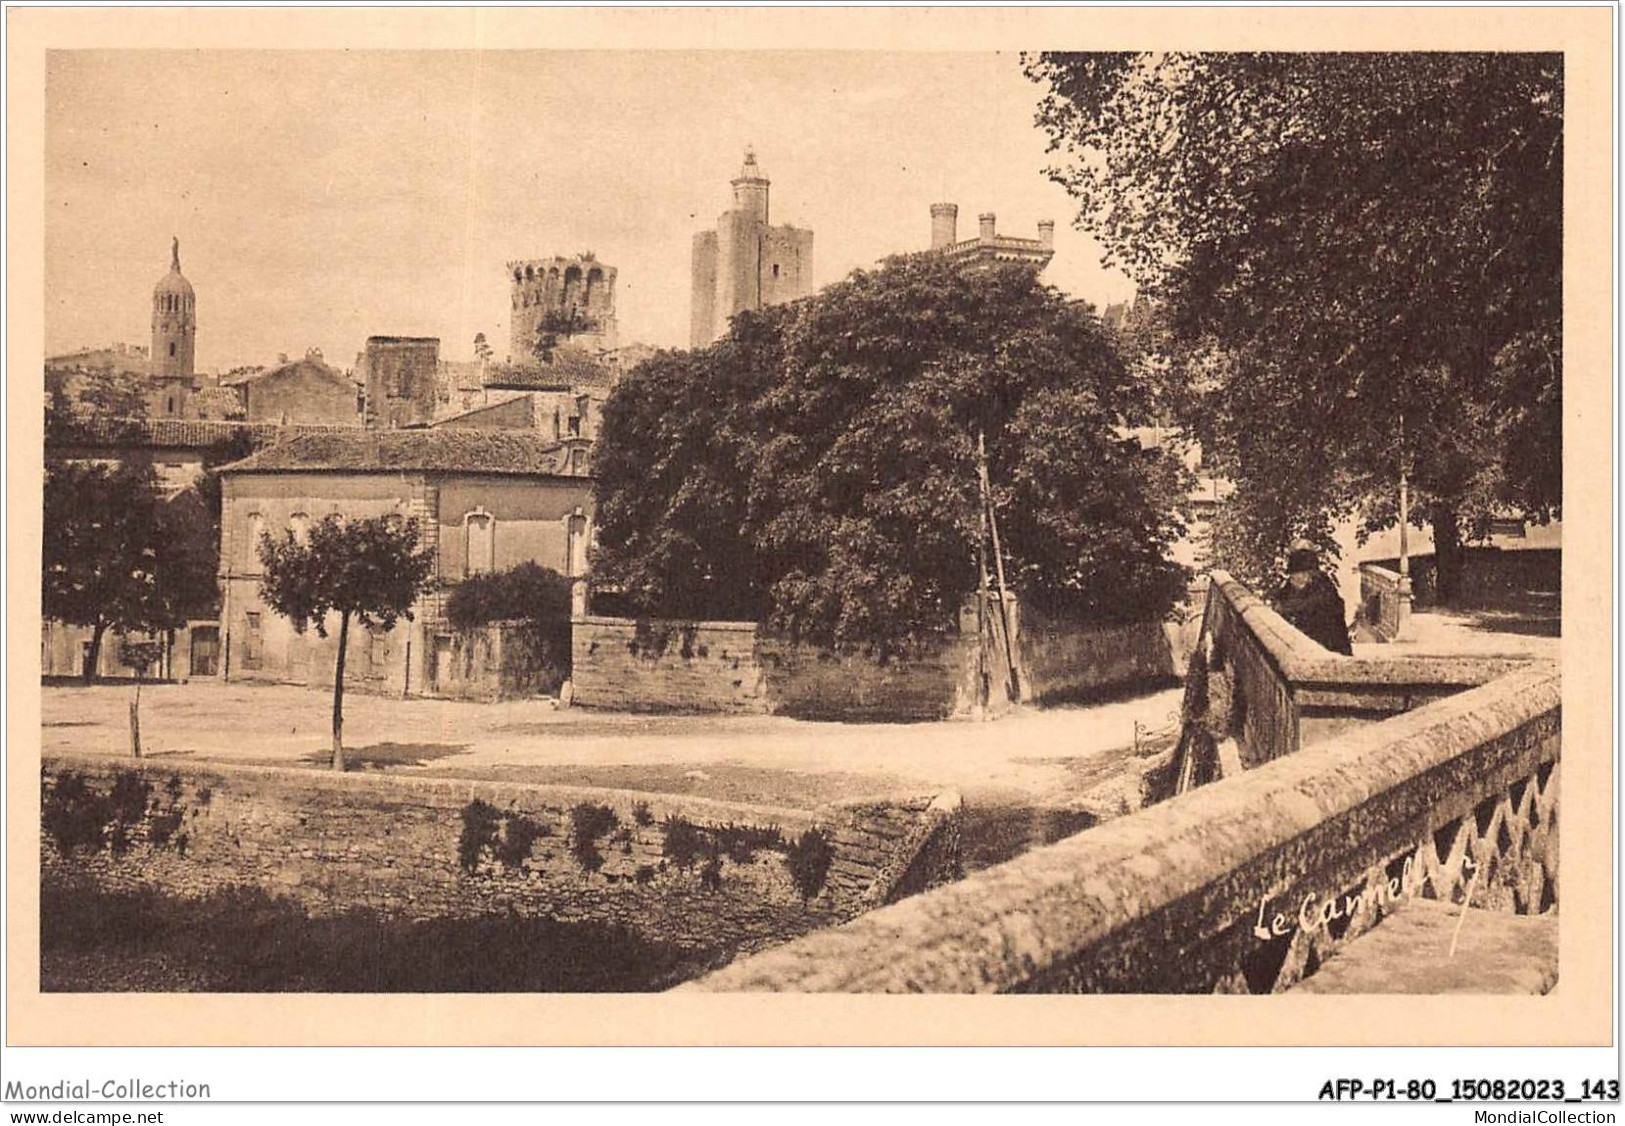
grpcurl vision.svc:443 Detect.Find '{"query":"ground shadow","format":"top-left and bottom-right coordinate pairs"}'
top-left (1458, 610), bottom-right (1561, 638)
top-left (299, 742), bottom-right (470, 771)
top-left (40, 874), bottom-right (728, 992)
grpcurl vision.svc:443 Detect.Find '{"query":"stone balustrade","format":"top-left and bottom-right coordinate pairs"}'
top-left (1163, 571), bottom-right (1532, 796)
top-left (683, 663), bottom-right (1558, 993)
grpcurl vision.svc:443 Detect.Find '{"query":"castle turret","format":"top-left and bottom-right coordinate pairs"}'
top-left (730, 147), bottom-right (771, 225)
top-left (978, 212), bottom-right (997, 241)
top-left (930, 203), bottom-right (959, 250)
top-left (151, 236), bottom-right (196, 383)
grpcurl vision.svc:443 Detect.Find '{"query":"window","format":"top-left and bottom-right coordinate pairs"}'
top-left (772, 263), bottom-right (781, 279)
top-left (169, 342), bottom-right (177, 357)
top-left (289, 512), bottom-right (310, 545)
top-left (566, 512), bottom-right (589, 577)
top-left (244, 512), bottom-right (266, 567)
top-left (464, 510), bottom-right (495, 576)
top-left (570, 447), bottom-right (587, 475)
top-left (567, 414), bottom-right (582, 437)
top-left (365, 626), bottom-right (387, 677)
top-left (243, 612), bottom-right (263, 669)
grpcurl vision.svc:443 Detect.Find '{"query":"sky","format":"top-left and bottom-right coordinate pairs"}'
top-left (45, 50), bottom-right (1133, 371)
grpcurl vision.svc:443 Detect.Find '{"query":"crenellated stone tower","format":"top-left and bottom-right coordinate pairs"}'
top-left (506, 253), bottom-right (618, 362)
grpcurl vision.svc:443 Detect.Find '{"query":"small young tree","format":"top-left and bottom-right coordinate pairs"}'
top-left (257, 515), bottom-right (437, 771)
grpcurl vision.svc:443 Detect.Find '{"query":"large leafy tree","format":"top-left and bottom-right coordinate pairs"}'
top-left (257, 515), bottom-right (436, 770)
top-left (1025, 52), bottom-right (1562, 597)
top-left (43, 459), bottom-right (168, 681)
top-left (594, 253), bottom-right (1191, 652)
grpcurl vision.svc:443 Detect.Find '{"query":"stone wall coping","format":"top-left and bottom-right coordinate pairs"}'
top-left (41, 751), bottom-right (822, 832)
top-left (1209, 570), bottom-right (1538, 688)
top-left (573, 614), bottom-right (760, 634)
top-left (1360, 562), bottom-right (1403, 584)
top-left (682, 664), bottom-right (1559, 992)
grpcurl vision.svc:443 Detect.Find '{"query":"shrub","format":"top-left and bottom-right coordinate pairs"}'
top-left (444, 562), bottom-right (573, 632)
top-left (660, 815), bottom-right (710, 870)
top-left (570, 803), bottom-right (618, 873)
top-left (714, 823), bottom-right (783, 864)
top-left (785, 828), bottom-right (834, 902)
top-left (631, 801), bottom-right (654, 827)
top-left (494, 814), bottom-right (550, 869)
top-left (42, 772), bottom-right (112, 856)
top-left (443, 562), bottom-right (574, 696)
top-left (458, 800), bottom-right (501, 873)
top-left (698, 855), bottom-right (723, 892)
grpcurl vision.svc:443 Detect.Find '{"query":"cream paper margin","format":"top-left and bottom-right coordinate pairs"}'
top-left (5, 5), bottom-right (1613, 1047)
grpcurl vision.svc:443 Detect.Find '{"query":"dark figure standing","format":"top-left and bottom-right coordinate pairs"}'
top-left (1273, 540), bottom-right (1353, 655)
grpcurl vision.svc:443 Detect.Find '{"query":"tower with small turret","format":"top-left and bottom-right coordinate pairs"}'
top-left (690, 148), bottom-right (814, 347)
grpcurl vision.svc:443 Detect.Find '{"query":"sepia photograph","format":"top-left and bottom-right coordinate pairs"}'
top-left (5, 6), bottom-right (1614, 1065)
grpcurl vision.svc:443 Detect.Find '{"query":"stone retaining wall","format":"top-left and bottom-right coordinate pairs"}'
top-left (572, 606), bottom-right (1187, 722)
top-left (570, 616), bottom-right (767, 713)
top-left (40, 754), bottom-right (963, 960)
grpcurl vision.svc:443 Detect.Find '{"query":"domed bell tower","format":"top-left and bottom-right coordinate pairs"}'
top-left (151, 236), bottom-right (196, 381)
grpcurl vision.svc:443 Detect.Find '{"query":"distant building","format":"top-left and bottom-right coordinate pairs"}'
top-left (227, 349), bottom-right (363, 425)
top-left (507, 254), bottom-right (619, 361)
top-left (41, 417), bottom-right (362, 682)
top-left (358, 335), bottom-right (440, 429)
top-left (433, 390), bottom-right (600, 474)
top-left (927, 203), bottom-right (1054, 271)
top-left (691, 148), bottom-right (814, 347)
top-left (216, 428), bottom-right (596, 695)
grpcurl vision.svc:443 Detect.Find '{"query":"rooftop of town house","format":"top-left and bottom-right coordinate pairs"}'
top-left (215, 426), bottom-right (573, 476)
top-left (47, 417), bottom-right (363, 451)
top-left (431, 395), bottom-right (539, 430)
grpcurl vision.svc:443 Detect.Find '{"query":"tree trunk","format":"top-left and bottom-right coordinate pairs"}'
top-left (1432, 507), bottom-right (1465, 606)
top-left (331, 610), bottom-right (349, 772)
top-left (82, 622), bottom-right (107, 685)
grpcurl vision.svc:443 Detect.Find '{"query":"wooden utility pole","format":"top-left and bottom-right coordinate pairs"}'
top-left (977, 430), bottom-right (1021, 702)
top-left (129, 682), bottom-right (142, 759)
top-left (1398, 413), bottom-right (1409, 581)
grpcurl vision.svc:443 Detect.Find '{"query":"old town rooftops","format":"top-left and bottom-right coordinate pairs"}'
top-left (216, 427), bottom-right (572, 476)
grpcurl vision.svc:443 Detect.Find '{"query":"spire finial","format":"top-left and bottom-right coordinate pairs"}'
top-left (171, 236), bottom-right (180, 272)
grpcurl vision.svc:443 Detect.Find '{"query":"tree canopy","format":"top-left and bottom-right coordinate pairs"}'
top-left (257, 514), bottom-right (436, 768)
top-left (593, 253), bottom-right (1192, 652)
top-left (43, 456), bottom-right (219, 680)
top-left (1025, 52), bottom-right (1562, 593)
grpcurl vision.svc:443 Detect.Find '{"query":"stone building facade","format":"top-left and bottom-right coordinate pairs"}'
top-left (690, 149), bottom-right (814, 347)
top-left (506, 254), bottom-right (618, 362)
top-left (216, 429), bottom-right (595, 696)
top-left (230, 350), bottom-right (363, 425)
top-left (358, 335), bottom-right (440, 429)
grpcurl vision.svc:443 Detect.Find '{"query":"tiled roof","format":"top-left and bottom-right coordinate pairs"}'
top-left (486, 346), bottom-right (613, 391)
top-left (188, 387), bottom-right (246, 421)
top-left (432, 395), bottom-right (538, 430)
top-left (217, 427), bottom-right (570, 476)
top-left (47, 417), bottom-right (360, 450)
